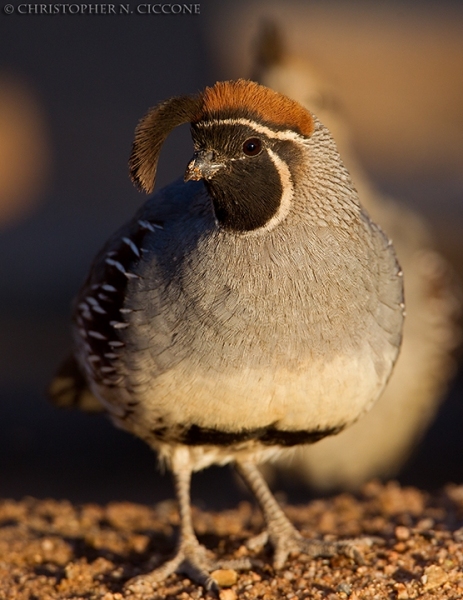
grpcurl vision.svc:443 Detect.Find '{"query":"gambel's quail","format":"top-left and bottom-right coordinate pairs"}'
top-left (49, 79), bottom-right (404, 591)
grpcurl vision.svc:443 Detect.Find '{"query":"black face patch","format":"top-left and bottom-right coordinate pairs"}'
top-left (191, 123), bottom-right (285, 232)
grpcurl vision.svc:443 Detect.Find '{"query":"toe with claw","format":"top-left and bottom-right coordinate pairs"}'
top-left (126, 539), bottom-right (253, 593)
top-left (236, 460), bottom-right (367, 570)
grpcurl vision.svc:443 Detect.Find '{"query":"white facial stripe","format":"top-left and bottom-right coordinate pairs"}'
top-left (262, 149), bottom-right (294, 231)
top-left (195, 117), bottom-right (308, 144)
top-left (238, 148), bottom-right (294, 236)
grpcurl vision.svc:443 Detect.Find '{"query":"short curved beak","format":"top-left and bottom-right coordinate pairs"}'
top-left (184, 151), bottom-right (224, 182)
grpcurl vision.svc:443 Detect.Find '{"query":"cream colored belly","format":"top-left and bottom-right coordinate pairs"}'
top-left (122, 345), bottom-right (395, 438)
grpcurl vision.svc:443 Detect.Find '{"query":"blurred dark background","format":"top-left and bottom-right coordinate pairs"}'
top-left (0, 0), bottom-right (462, 508)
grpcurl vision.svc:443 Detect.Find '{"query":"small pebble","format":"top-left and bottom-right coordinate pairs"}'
top-left (211, 569), bottom-right (238, 587)
top-left (395, 583), bottom-right (409, 599)
top-left (395, 526), bottom-right (410, 541)
top-left (219, 590), bottom-right (236, 600)
top-left (422, 565), bottom-right (448, 590)
top-left (453, 527), bottom-right (463, 542)
top-left (337, 582), bottom-right (352, 595)
top-left (41, 539), bottom-right (54, 551)
top-left (417, 518), bottom-right (434, 530)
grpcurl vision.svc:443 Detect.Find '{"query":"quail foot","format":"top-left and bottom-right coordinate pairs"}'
top-left (49, 79), bottom-right (404, 591)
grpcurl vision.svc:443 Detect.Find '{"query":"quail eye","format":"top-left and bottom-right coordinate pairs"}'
top-left (242, 137), bottom-right (262, 157)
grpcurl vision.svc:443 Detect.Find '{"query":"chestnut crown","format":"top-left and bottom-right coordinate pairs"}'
top-left (129, 79), bottom-right (314, 194)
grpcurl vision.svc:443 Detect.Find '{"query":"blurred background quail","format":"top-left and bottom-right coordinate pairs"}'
top-left (0, 0), bottom-right (462, 505)
top-left (250, 20), bottom-right (461, 492)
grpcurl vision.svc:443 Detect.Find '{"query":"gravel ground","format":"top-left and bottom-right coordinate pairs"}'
top-left (2, 480), bottom-right (463, 599)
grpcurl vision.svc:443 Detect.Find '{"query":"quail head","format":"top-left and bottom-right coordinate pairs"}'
top-left (49, 79), bottom-right (404, 592)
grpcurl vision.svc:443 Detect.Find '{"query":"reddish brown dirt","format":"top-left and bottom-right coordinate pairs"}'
top-left (1, 481), bottom-right (463, 599)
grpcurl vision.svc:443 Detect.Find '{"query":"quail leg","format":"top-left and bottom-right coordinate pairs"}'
top-left (235, 460), bottom-right (364, 569)
top-left (126, 447), bottom-right (252, 594)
